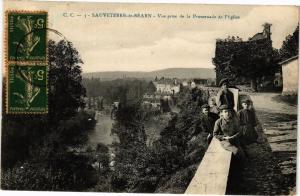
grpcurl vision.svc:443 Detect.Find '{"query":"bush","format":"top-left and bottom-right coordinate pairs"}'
top-left (1, 154), bottom-right (97, 191)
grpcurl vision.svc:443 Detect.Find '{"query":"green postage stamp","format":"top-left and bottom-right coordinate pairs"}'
top-left (7, 64), bottom-right (48, 113)
top-left (6, 11), bottom-right (48, 114)
top-left (7, 11), bottom-right (47, 62)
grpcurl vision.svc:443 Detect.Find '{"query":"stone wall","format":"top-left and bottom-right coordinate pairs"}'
top-left (282, 59), bottom-right (298, 95)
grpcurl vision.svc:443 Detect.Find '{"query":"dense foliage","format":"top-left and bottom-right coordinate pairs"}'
top-left (279, 24), bottom-right (299, 61)
top-left (213, 38), bottom-right (278, 90)
top-left (83, 78), bottom-right (149, 104)
top-left (99, 86), bottom-right (211, 193)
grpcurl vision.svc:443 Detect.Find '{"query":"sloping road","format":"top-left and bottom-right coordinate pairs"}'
top-left (250, 92), bottom-right (297, 115)
top-left (234, 92), bottom-right (297, 195)
top-left (250, 93), bottom-right (297, 155)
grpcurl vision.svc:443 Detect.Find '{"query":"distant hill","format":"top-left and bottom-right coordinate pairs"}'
top-left (83, 68), bottom-right (216, 80)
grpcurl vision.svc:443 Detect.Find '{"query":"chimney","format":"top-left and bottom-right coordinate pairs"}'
top-left (263, 23), bottom-right (272, 40)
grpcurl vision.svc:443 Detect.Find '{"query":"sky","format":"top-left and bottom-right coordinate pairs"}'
top-left (4, 1), bottom-right (299, 73)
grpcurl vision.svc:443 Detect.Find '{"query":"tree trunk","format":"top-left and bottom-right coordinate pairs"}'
top-left (251, 78), bottom-right (258, 92)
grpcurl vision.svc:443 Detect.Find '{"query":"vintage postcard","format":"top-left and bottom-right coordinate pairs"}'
top-left (1, 0), bottom-right (299, 195)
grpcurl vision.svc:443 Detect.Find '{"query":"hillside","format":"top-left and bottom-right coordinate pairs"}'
top-left (83, 68), bottom-right (216, 80)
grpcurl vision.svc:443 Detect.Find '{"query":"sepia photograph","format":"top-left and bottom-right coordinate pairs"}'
top-left (1, 0), bottom-right (299, 195)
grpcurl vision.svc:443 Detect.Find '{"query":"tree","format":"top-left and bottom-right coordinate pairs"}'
top-left (213, 38), bottom-right (279, 91)
top-left (88, 97), bottom-right (92, 109)
top-left (95, 143), bottom-right (109, 174)
top-left (96, 97), bottom-right (103, 111)
top-left (230, 39), bottom-right (278, 91)
top-left (48, 40), bottom-right (86, 122)
top-left (279, 24), bottom-right (299, 61)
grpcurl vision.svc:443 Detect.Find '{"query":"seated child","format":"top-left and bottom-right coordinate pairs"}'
top-left (213, 104), bottom-right (245, 161)
top-left (200, 104), bottom-right (219, 144)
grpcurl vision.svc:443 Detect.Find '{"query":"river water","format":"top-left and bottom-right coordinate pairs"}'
top-left (88, 112), bottom-right (116, 148)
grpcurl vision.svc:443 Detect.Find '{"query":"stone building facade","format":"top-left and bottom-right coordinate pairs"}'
top-left (280, 55), bottom-right (298, 95)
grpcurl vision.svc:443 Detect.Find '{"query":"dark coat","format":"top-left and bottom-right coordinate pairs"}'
top-left (200, 112), bottom-right (219, 134)
top-left (216, 89), bottom-right (235, 109)
top-left (238, 109), bottom-right (258, 145)
top-left (213, 116), bottom-right (242, 155)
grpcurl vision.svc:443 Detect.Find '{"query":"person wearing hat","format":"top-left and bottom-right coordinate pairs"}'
top-left (216, 78), bottom-right (235, 109)
top-left (213, 104), bottom-right (245, 160)
top-left (214, 104), bottom-right (246, 192)
top-left (200, 104), bottom-right (219, 144)
top-left (238, 98), bottom-right (258, 146)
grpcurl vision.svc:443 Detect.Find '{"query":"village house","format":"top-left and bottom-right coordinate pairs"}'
top-left (142, 77), bottom-right (180, 110)
top-left (187, 78), bottom-right (210, 89)
top-left (148, 77), bottom-right (181, 95)
top-left (279, 55), bottom-right (298, 95)
top-left (189, 80), bottom-right (196, 88)
top-left (181, 80), bottom-right (189, 87)
top-left (193, 78), bottom-right (209, 87)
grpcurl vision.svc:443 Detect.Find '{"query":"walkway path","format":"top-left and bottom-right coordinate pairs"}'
top-left (250, 93), bottom-right (297, 174)
top-left (233, 92), bottom-right (297, 195)
top-left (250, 92), bottom-right (297, 115)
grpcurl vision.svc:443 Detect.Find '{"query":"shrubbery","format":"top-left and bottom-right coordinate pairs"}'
top-left (107, 86), bottom-right (211, 193)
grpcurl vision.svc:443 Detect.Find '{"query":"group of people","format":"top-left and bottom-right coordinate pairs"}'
top-left (200, 78), bottom-right (259, 162)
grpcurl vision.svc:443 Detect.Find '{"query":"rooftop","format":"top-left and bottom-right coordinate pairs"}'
top-left (279, 55), bottom-right (298, 66)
